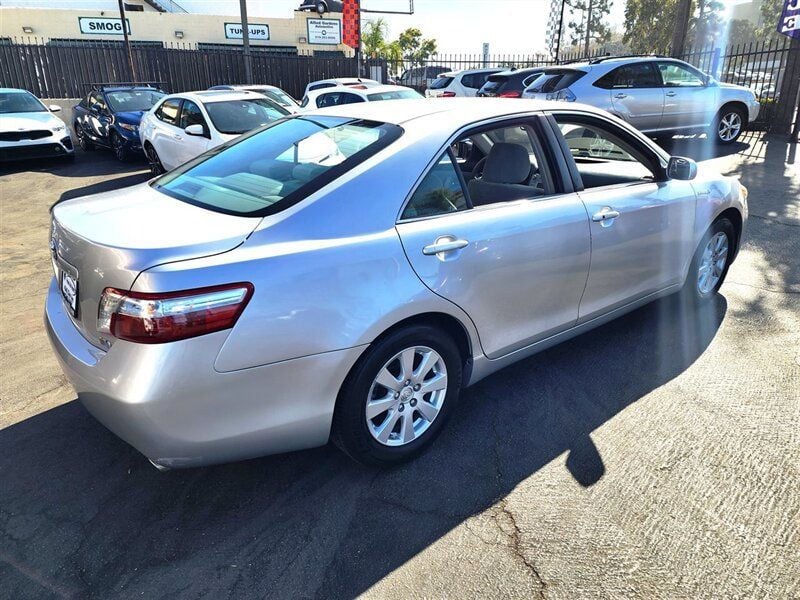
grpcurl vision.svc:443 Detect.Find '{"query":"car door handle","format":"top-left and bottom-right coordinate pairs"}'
top-left (665, 91), bottom-right (677, 97)
top-left (422, 238), bottom-right (469, 255)
top-left (614, 93), bottom-right (627, 99)
top-left (592, 207), bottom-right (620, 222)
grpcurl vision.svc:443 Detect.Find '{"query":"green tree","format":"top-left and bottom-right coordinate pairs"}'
top-left (623, 0), bottom-right (681, 53)
top-left (361, 18), bottom-right (389, 57)
top-left (688, 0), bottom-right (725, 47)
top-left (756, 0), bottom-right (785, 42)
top-left (728, 19), bottom-right (756, 45)
top-left (397, 27), bottom-right (438, 65)
top-left (566, 0), bottom-right (614, 54)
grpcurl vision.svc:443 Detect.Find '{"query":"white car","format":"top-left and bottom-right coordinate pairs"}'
top-left (303, 77), bottom-right (380, 98)
top-left (425, 68), bottom-right (502, 98)
top-left (300, 84), bottom-right (422, 110)
top-left (207, 84), bottom-right (300, 113)
top-left (0, 88), bottom-right (74, 162)
top-left (139, 90), bottom-right (289, 174)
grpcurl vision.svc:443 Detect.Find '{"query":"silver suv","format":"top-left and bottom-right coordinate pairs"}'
top-left (523, 56), bottom-right (759, 144)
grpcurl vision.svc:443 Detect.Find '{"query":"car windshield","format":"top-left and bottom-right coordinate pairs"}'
top-left (154, 116), bottom-right (402, 217)
top-left (366, 89), bottom-right (422, 101)
top-left (105, 89), bottom-right (165, 112)
top-left (0, 91), bottom-right (46, 113)
top-left (205, 98), bottom-right (289, 134)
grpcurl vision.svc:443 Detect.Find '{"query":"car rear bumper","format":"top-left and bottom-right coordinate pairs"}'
top-left (0, 136), bottom-right (74, 161)
top-left (44, 277), bottom-right (365, 468)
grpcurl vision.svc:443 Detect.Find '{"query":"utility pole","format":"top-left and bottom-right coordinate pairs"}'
top-left (239, 0), bottom-right (253, 84)
top-left (670, 0), bottom-right (692, 57)
top-left (117, 0), bottom-right (136, 80)
top-left (583, 0), bottom-right (593, 57)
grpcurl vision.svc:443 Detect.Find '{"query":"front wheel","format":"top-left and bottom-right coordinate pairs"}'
top-left (144, 143), bottom-right (165, 176)
top-left (331, 325), bottom-right (462, 466)
top-left (712, 107), bottom-right (746, 145)
top-left (110, 132), bottom-right (129, 162)
top-left (683, 218), bottom-right (735, 303)
top-left (75, 124), bottom-right (94, 151)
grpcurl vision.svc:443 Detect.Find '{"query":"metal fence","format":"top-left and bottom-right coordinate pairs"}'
top-left (0, 37), bottom-right (796, 132)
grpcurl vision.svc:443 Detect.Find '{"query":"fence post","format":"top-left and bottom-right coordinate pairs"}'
top-left (774, 37), bottom-right (800, 137)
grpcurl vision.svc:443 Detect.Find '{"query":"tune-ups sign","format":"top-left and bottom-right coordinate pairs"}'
top-left (224, 23), bottom-right (270, 40)
top-left (777, 0), bottom-right (800, 39)
top-left (78, 17), bottom-right (131, 36)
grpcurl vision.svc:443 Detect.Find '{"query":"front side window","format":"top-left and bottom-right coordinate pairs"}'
top-left (154, 116), bottom-right (402, 217)
top-left (401, 151), bottom-right (468, 220)
top-left (0, 91), bottom-right (46, 113)
top-left (105, 89), bottom-right (165, 112)
top-left (156, 98), bottom-right (181, 125)
top-left (204, 98), bottom-right (287, 134)
top-left (179, 100), bottom-right (206, 129)
top-left (90, 92), bottom-right (107, 113)
top-left (658, 62), bottom-right (705, 87)
top-left (555, 116), bottom-right (657, 188)
top-left (595, 63), bottom-right (659, 89)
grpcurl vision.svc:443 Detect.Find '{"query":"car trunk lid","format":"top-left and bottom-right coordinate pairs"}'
top-left (50, 182), bottom-right (262, 347)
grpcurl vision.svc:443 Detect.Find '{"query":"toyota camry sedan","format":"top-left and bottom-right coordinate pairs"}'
top-left (45, 99), bottom-right (747, 469)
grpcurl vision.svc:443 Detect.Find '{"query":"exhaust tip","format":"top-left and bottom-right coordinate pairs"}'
top-left (148, 458), bottom-right (171, 472)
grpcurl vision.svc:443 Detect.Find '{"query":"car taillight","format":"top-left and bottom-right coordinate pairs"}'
top-left (440, 91), bottom-right (456, 97)
top-left (97, 283), bottom-right (253, 344)
top-left (498, 90), bottom-right (521, 98)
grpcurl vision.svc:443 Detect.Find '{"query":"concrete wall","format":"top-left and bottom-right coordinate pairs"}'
top-left (0, 6), bottom-right (352, 55)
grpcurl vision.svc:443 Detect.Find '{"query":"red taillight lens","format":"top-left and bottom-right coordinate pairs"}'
top-left (98, 283), bottom-right (253, 344)
top-left (440, 91), bottom-right (456, 97)
top-left (498, 90), bottom-right (521, 98)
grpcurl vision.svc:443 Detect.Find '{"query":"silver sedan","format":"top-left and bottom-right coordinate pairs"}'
top-left (45, 99), bottom-right (748, 468)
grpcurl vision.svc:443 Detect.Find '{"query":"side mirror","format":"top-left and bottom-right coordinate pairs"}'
top-left (48, 104), bottom-right (62, 113)
top-left (184, 123), bottom-right (205, 137)
top-left (668, 156), bottom-right (697, 180)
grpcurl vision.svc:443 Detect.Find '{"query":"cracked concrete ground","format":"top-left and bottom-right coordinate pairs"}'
top-left (1, 132), bottom-right (798, 599)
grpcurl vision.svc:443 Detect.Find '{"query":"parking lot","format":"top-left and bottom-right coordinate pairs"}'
top-left (1, 133), bottom-right (798, 599)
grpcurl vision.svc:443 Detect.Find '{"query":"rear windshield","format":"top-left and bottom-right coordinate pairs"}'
top-left (366, 89), bottom-right (422, 101)
top-left (481, 75), bottom-right (507, 92)
top-left (430, 76), bottom-right (454, 89)
top-left (527, 70), bottom-right (586, 93)
top-left (153, 116), bottom-right (402, 217)
top-left (204, 98), bottom-right (288, 134)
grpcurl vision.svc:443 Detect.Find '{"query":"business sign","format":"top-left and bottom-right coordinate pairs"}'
top-left (224, 23), bottom-right (270, 40)
top-left (78, 17), bottom-right (131, 36)
top-left (777, 0), bottom-right (800, 39)
top-left (307, 19), bottom-right (341, 45)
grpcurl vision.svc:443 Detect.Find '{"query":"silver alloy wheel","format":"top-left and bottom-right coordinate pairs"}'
top-left (697, 231), bottom-right (729, 295)
top-left (366, 345), bottom-right (448, 447)
top-left (718, 111), bottom-right (742, 142)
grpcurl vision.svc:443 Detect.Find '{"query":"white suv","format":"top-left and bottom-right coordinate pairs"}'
top-left (522, 56), bottom-right (760, 144)
top-left (425, 68), bottom-right (502, 98)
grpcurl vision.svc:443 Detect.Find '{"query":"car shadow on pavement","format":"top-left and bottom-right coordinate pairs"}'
top-left (0, 148), bottom-right (148, 179)
top-left (0, 293), bottom-right (727, 599)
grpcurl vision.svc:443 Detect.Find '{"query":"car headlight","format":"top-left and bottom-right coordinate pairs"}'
top-left (52, 124), bottom-right (66, 133)
top-left (118, 123), bottom-right (138, 132)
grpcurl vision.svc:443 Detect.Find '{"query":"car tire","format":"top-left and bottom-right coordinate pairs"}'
top-left (144, 143), bottom-right (164, 176)
top-left (110, 132), bottom-right (128, 162)
top-left (75, 124), bottom-right (94, 151)
top-left (331, 324), bottom-right (462, 466)
top-left (683, 217), bottom-right (736, 303)
top-left (711, 106), bottom-right (746, 145)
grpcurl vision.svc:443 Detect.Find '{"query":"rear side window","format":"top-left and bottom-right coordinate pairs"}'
top-left (156, 98), bottom-right (181, 125)
top-left (481, 75), bottom-right (506, 93)
top-left (316, 92), bottom-right (365, 107)
top-left (430, 76), bottom-right (454, 89)
top-left (594, 63), bottom-right (659, 89)
top-left (401, 151), bottom-right (467, 220)
top-left (154, 116), bottom-right (402, 217)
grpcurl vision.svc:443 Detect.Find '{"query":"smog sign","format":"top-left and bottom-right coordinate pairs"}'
top-left (78, 17), bottom-right (131, 36)
top-left (307, 19), bottom-right (341, 45)
top-left (224, 23), bottom-right (270, 41)
top-left (777, 0), bottom-right (800, 39)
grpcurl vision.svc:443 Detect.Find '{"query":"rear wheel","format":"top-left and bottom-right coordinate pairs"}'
top-left (683, 218), bottom-right (735, 302)
top-left (331, 325), bottom-right (462, 466)
top-left (712, 106), bottom-right (746, 144)
top-left (144, 143), bottom-right (164, 176)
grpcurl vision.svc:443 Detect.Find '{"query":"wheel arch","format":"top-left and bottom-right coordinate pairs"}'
top-left (716, 206), bottom-right (743, 259)
top-left (716, 100), bottom-right (749, 124)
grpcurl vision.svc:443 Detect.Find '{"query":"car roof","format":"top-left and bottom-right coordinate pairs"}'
top-left (165, 90), bottom-right (266, 104)
top-left (101, 86), bottom-right (162, 92)
top-left (211, 84), bottom-right (282, 91)
top-left (439, 67), bottom-right (502, 78)
top-left (308, 84), bottom-right (413, 98)
top-left (0, 87), bottom-right (32, 94)
top-left (493, 67), bottom-right (546, 77)
top-left (308, 97), bottom-right (605, 127)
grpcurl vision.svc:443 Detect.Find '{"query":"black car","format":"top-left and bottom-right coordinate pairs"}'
top-left (297, 0), bottom-right (343, 13)
top-left (72, 84), bottom-right (165, 161)
top-left (477, 68), bottom-right (545, 98)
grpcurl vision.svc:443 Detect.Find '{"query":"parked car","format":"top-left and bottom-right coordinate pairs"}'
top-left (72, 84), bottom-right (165, 161)
top-left (139, 90), bottom-right (288, 174)
top-left (425, 68), bottom-right (503, 97)
top-left (399, 65), bottom-right (450, 93)
top-left (46, 98), bottom-right (747, 469)
top-left (476, 67), bottom-right (546, 98)
top-left (300, 84), bottom-right (422, 109)
top-left (0, 88), bottom-right (74, 162)
top-left (297, 0), bottom-right (342, 13)
top-left (303, 78), bottom-right (381, 98)
top-left (208, 84), bottom-right (300, 112)
top-left (521, 56), bottom-right (760, 144)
